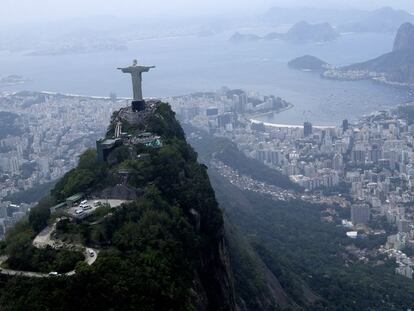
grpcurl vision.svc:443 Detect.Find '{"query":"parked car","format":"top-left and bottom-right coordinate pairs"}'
top-left (82, 205), bottom-right (92, 211)
top-left (75, 209), bottom-right (84, 215)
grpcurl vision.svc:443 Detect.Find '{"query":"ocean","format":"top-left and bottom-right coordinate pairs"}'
top-left (0, 30), bottom-right (411, 126)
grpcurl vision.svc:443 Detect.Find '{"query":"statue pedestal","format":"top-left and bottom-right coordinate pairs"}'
top-left (131, 100), bottom-right (146, 112)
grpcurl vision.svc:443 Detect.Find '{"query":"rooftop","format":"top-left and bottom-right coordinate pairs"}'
top-left (66, 193), bottom-right (84, 202)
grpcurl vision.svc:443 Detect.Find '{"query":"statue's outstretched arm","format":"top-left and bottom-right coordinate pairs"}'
top-left (144, 66), bottom-right (156, 71)
top-left (117, 67), bottom-right (133, 73)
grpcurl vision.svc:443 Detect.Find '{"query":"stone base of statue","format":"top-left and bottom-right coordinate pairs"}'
top-left (131, 100), bottom-right (146, 112)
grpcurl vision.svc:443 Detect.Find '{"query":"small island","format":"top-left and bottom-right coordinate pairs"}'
top-left (0, 75), bottom-right (29, 86)
top-left (229, 32), bottom-right (261, 43)
top-left (288, 55), bottom-right (330, 71)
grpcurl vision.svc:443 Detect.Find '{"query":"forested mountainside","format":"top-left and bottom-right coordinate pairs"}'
top-left (0, 102), bottom-right (236, 311)
top-left (186, 126), bottom-right (414, 310)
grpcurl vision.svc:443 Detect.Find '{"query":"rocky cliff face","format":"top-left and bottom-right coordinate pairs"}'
top-left (393, 22), bottom-right (414, 51)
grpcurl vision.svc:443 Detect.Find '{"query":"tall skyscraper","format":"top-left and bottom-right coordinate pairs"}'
top-left (333, 153), bottom-right (343, 171)
top-left (234, 92), bottom-right (247, 114)
top-left (304, 122), bottom-right (313, 137)
top-left (342, 119), bottom-right (349, 132)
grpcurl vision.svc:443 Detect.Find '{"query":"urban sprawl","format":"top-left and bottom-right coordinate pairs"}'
top-left (2, 88), bottom-right (414, 279)
top-left (168, 88), bottom-right (414, 279)
top-left (0, 91), bottom-right (125, 237)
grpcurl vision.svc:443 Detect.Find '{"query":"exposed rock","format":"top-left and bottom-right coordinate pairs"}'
top-left (97, 184), bottom-right (143, 200)
top-left (115, 99), bottom-right (161, 127)
top-left (393, 22), bottom-right (414, 51)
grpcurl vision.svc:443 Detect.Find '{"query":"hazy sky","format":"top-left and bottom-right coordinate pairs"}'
top-left (3, 0), bottom-right (414, 24)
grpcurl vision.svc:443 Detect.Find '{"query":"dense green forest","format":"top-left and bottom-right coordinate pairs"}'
top-left (225, 170), bottom-right (414, 307)
top-left (210, 169), bottom-right (414, 310)
top-left (4, 220), bottom-right (84, 274)
top-left (4, 181), bottom-right (56, 204)
top-left (0, 104), bottom-right (234, 311)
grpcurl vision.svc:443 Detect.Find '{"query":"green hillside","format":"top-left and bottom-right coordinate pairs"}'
top-left (0, 103), bottom-right (236, 311)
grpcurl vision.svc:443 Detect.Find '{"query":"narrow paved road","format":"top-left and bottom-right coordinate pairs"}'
top-left (0, 220), bottom-right (99, 278)
top-left (33, 223), bottom-right (57, 248)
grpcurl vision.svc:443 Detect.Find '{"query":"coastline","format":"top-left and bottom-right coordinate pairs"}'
top-left (246, 102), bottom-right (294, 119)
top-left (0, 90), bottom-right (134, 101)
top-left (1, 90), bottom-right (400, 131)
top-left (40, 91), bottom-right (133, 101)
top-left (250, 119), bottom-right (336, 129)
top-left (322, 71), bottom-right (414, 91)
top-left (247, 102), bottom-right (336, 129)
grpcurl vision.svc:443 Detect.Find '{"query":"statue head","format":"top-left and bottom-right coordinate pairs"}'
top-left (133, 59), bottom-right (138, 66)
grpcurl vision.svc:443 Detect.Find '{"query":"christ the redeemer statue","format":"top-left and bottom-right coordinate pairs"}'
top-left (118, 59), bottom-right (155, 101)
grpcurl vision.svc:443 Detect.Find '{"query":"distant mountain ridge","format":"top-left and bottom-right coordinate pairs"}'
top-left (263, 7), bottom-right (365, 25)
top-left (266, 21), bottom-right (339, 43)
top-left (338, 7), bottom-right (414, 33)
top-left (230, 21), bottom-right (338, 44)
top-left (263, 6), bottom-right (414, 33)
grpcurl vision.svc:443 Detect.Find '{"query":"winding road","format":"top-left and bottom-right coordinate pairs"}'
top-left (0, 198), bottom-right (128, 278)
top-left (0, 221), bottom-right (99, 278)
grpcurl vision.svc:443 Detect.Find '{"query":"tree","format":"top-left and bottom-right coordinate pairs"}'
top-left (29, 199), bottom-right (52, 233)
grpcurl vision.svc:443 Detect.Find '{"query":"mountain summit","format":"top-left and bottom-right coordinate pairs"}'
top-left (393, 22), bottom-right (414, 51)
top-left (265, 21), bottom-right (339, 43)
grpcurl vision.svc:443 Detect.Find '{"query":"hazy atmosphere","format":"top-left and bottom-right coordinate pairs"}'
top-left (3, 0), bottom-right (414, 22)
top-left (3, 1), bottom-right (414, 310)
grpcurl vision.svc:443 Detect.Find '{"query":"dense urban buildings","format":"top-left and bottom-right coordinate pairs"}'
top-left (168, 88), bottom-right (414, 279)
top-left (0, 91), bottom-right (125, 237)
top-left (3, 86), bottom-right (414, 280)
